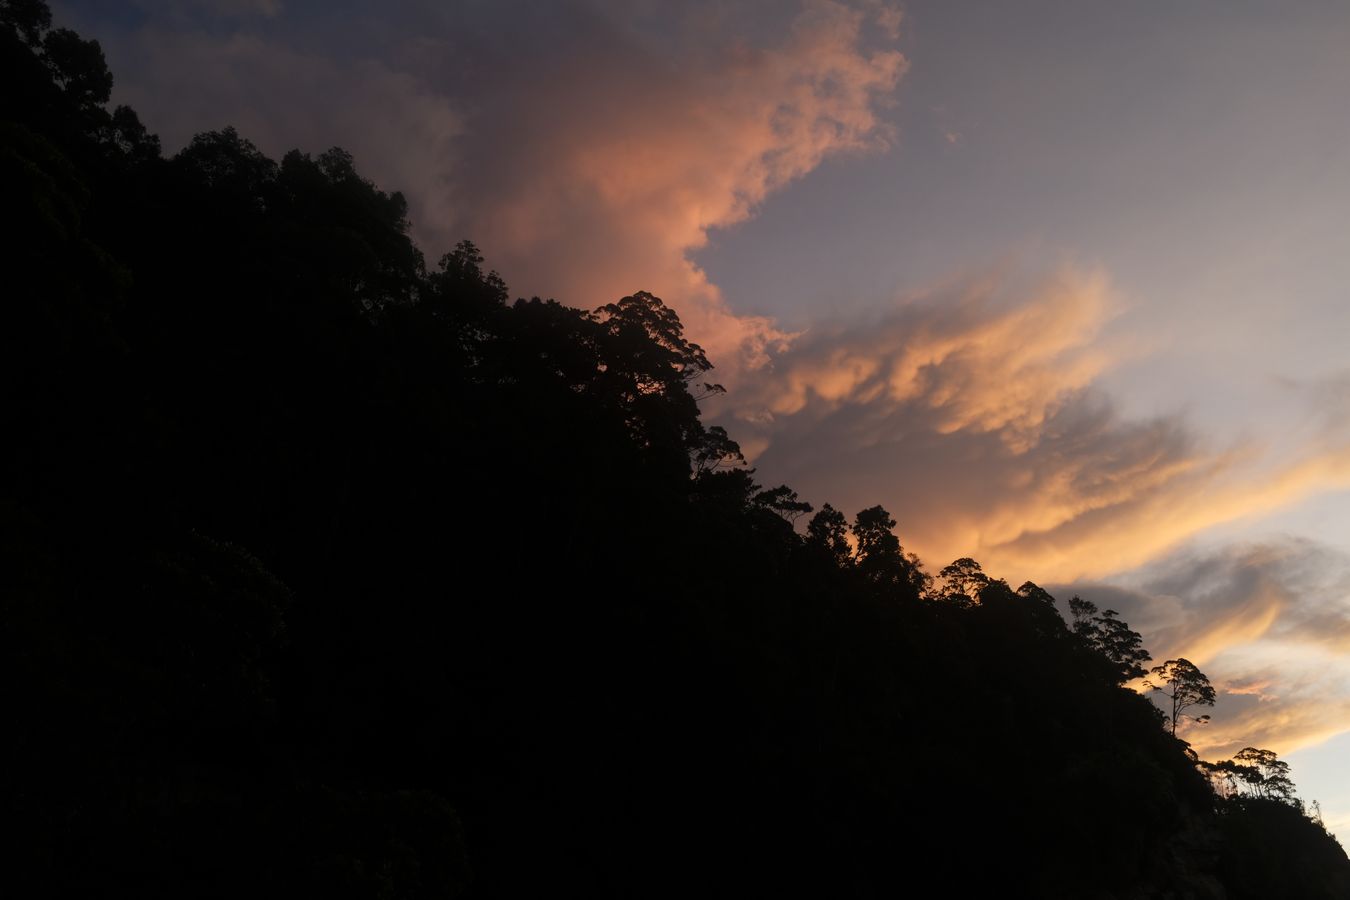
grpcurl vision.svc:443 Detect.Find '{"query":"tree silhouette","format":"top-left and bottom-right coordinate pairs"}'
top-left (1015, 581), bottom-right (1057, 608)
top-left (1068, 595), bottom-right (1099, 634)
top-left (1228, 747), bottom-right (1297, 804)
top-left (934, 557), bottom-right (989, 606)
top-left (806, 503), bottom-right (851, 565)
top-left (850, 505), bottom-right (925, 595)
top-left (1146, 658), bottom-right (1216, 737)
top-left (852, 505), bottom-right (900, 567)
top-left (693, 424), bottom-right (745, 474)
top-left (1, 0), bottom-right (51, 44)
top-left (751, 484), bottom-right (812, 522)
top-left (1069, 596), bottom-right (1150, 683)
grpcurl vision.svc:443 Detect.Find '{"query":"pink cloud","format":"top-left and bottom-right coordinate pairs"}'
top-left (443, 0), bottom-right (907, 374)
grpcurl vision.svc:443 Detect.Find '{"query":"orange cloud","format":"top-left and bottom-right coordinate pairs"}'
top-left (1187, 665), bottom-right (1350, 761)
top-left (988, 447), bottom-right (1350, 582)
top-left (754, 267), bottom-right (1116, 444)
top-left (732, 266), bottom-right (1350, 585)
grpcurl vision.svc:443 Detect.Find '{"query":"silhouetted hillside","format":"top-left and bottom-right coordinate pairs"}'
top-left (3, 3), bottom-right (1347, 897)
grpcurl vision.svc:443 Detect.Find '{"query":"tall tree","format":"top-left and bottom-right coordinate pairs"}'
top-left (1145, 658), bottom-right (1216, 738)
top-left (852, 505), bottom-right (901, 572)
top-left (850, 505), bottom-right (925, 595)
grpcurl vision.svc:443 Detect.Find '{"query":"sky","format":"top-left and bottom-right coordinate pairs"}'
top-left (55, 0), bottom-right (1350, 841)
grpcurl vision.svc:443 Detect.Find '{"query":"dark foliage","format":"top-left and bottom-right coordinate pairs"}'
top-left (4, 4), bottom-right (1348, 897)
top-left (1216, 798), bottom-right (1350, 899)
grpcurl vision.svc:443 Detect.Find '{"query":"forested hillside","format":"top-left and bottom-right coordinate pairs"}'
top-left (3, 3), bottom-right (1347, 896)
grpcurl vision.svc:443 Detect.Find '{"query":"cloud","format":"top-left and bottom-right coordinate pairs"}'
top-left (731, 266), bottom-right (1197, 577)
top-left (730, 266), bottom-right (1350, 584)
top-left (744, 267), bottom-right (1117, 442)
top-left (1056, 539), bottom-right (1350, 759)
top-left (437, 0), bottom-right (907, 373)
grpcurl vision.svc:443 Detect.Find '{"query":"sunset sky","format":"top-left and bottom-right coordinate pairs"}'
top-left (58, 0), bottom-right (1350, 839)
